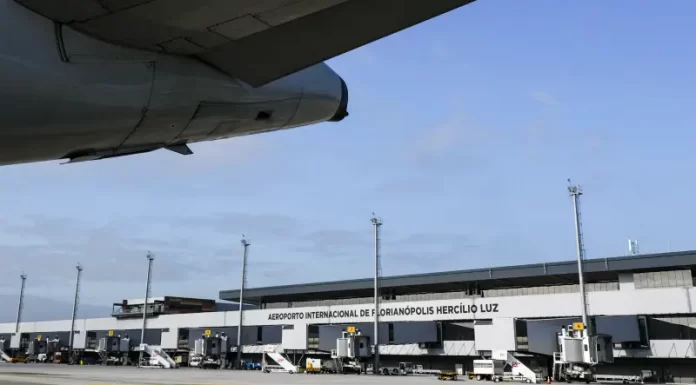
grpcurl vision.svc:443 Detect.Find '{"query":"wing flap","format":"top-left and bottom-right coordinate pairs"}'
top-left (15, 0), bottom-right (475, 86)
top-left (200, 0), bottom-right (475, 86)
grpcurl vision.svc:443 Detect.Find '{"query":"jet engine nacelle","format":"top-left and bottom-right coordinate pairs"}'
top-left (0, 0), bottom-right (347, 165)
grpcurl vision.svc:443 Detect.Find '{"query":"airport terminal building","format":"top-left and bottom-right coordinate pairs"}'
top-left (1, 251), bottom-right (696, 381)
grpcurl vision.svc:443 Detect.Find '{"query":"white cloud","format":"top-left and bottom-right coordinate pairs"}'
top-left (403, 116), bottom-right (488, 169)
top-left (530, 90), bottom-right (560, 106)
top-left (0, 295), bottom-right (110, 323)
top-left (0, 212), bottom-right (480, 320)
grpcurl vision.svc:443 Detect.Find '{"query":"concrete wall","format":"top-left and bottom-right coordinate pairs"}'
top-left (474, 318), bottom-right (516, 352)
top-left (2, 287), bottom-right (696, 333)
top-left (1, 287), bottom-right (696, 361)
top-left (261, 269), bottom-right (694, 310)
top-left (633, 269), bottom-right (693, 289)
top-left (281, 325), bottom-right (307, 350)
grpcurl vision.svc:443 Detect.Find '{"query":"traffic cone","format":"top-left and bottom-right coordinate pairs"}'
top-left (546, 376), bottom-right (551, 384)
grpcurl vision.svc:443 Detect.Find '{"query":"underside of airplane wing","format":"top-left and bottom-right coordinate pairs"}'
top-left (15, 0), bottom-right (476, 87)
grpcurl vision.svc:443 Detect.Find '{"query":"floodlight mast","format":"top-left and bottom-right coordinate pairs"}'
top-left (236, 236), bottom-right (250, 369)
top-left (138, 252), bottom-right (155, 366)
top-left (568, 180), bottom-right (590, 333)
top-left (371, 213), bottom-right (383, 373)
top-left (68, 263), bottom-right (83, 358)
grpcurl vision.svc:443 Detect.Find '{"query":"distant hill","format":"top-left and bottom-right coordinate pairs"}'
top-left (0, 295), bottom-right (111, 323)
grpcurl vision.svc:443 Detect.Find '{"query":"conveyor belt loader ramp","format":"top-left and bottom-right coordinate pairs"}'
top-left (262, 345), bottom-right (297, 373)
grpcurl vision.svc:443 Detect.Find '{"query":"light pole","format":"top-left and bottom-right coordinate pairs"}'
top-left (568, 180), bottom-right (590, 333)
top-left (371, 214), bottom-right (383, 373)
top-left (15, 273), bottom-right (27, 334)
top-left (235, 237), bottom-right (250, 369)
top-left (138, 252), bottom-right (155, 366)
top-left (68, 263), bottom-right (83, 360)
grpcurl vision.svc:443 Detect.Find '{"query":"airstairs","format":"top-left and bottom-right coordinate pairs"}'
top-left (261, 345), bottom-right (297, 373)
top-left (0, 348), bottom-right (10, 363)
top-left (139, 344), bottom-right (177, 369)
top-left (506, 352), bottom-right (538, 383)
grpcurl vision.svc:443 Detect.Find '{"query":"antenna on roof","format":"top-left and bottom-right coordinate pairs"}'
top-left (628, 239), bottom-right (639, 255)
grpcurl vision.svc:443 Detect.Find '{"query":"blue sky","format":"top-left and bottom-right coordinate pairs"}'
top-left (1, 0), bottom-right (696, 318)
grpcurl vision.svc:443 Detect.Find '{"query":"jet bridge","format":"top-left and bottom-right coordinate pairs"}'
top-left (191, 332), bottom-right (230, 369)
top-left (98, 335), bottom-right (131, 365)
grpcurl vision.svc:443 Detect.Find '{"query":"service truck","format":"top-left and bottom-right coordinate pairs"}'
top-left (473, 359), bottom-right (505, 381)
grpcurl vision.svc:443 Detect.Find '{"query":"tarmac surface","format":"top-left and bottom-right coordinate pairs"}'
top-left (0, 364), bottom-right (461, 385)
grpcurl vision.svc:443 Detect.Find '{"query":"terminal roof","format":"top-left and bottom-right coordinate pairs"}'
top-left (219, 251), bottom-right (696, 304)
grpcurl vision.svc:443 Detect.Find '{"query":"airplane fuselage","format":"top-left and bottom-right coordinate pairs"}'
top-left (0, 0), bottom-right (347, 165)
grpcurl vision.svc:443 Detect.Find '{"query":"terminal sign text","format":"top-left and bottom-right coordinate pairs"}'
top-left (267, 303), bottom-right (499, 321)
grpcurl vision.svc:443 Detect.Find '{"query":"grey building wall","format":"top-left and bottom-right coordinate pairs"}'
top-left (393, 322), bottom-right (438, 344)
top-left (261, 325), bottom-right (282, 344)
top-left (484, 282), bottom-right (619, 298)
top-left (442, 322), bottom-right (474, 340)
top-left (524, 316), bottom-right (643, 356)
top-left (648, 316), bottom-right (696, 340)
top-left (317, 322), bottom-right (439, 352)
top-left (261, 269), bottom-right (694, 309)
top-left (214, 302), bottom-right (258, 311)
top-left (311, 315), bottom-right (661, 354)
top-left (633, 270), bottom-right (693, 289)
top-left (263, 283), bottom-right (620, 309)
top-left (595, 316), bottom-right (641, 343)
top-left (84, 328), bottom-right (162, 347)
top-left (183, 325), bottom-right (282, 348)
top-left (318, 323), bottom-right (389, 351)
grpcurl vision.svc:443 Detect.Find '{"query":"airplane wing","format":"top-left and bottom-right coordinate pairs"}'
top-left (16, 0), bottom-right (476, 87)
